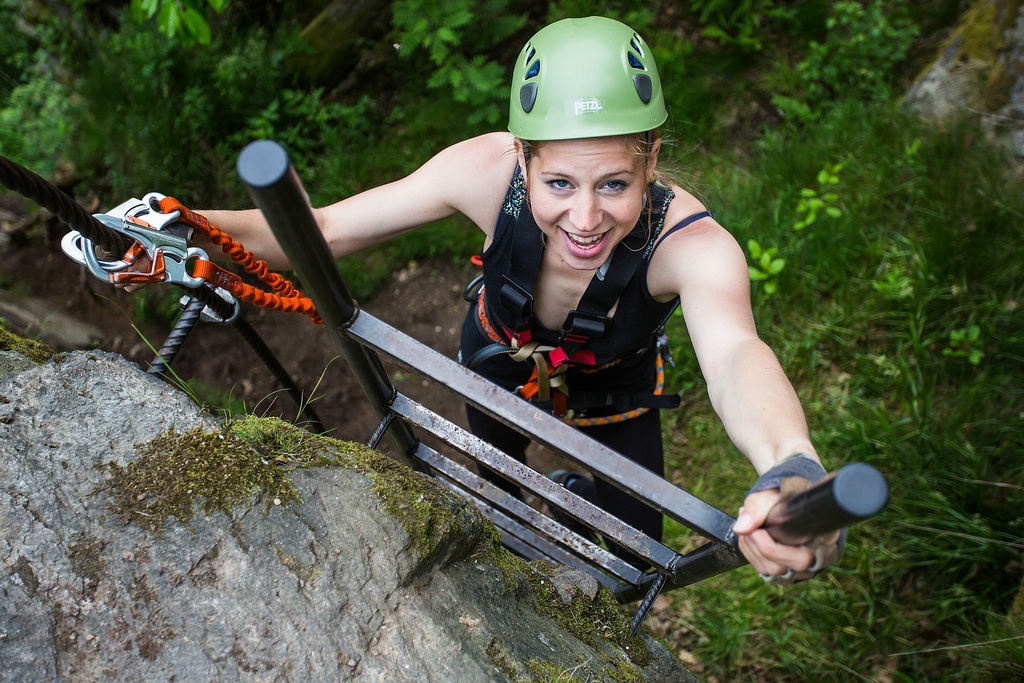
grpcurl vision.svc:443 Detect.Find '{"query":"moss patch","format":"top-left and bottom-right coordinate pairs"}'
top-left (486, 636), bottom-right (528, 681)
top-left (103, 415), bottom-right (354, 534)
top-left (230, 415), bottom-right (489, 564)
top-left (103, 414), bottom-right (486, 566)
top-left (275, 546), bottom-right (320, 584)
top-left (338, 441), bottom-right (483, 560)
top-left (524, 560), bottom-right (651, 668)
top-left (525, 657), bottom-right (585, 681)
top-left (0, 324), bottom-right (55, 364)
top-left (461, 524), bottom-right (657, 675)
top-left (607, 657), bottom-right (648, 682)
top-left (68, 533), bottom-right (106, 596)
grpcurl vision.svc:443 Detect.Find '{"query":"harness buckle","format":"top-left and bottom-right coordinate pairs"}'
top-left (561, 310), bottom-right (610, 342)
top-left (499, 277), bottom-right (533, 326)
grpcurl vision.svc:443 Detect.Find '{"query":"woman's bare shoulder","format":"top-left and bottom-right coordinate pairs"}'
top-left (662, 182), bottom-right (712, 226)
top-left (434, 131), bottom-right (518, 169)
top-left (647, 184), bottom-right (747, 300)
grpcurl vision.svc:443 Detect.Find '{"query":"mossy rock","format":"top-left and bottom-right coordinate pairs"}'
top-left (0, 324), bottom-right (55, 365)
top-left (103, 414), bottom-right (486, 572)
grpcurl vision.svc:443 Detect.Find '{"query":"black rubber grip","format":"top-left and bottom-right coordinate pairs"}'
top-left (765, 462), bottom-right (889, 545)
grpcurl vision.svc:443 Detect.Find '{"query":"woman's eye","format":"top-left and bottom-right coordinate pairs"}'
top-left (547, 179), bottom-right (572, 190)
top-left (604, 180), bottom-right (627, 191)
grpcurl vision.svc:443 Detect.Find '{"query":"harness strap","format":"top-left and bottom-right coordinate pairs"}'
top-left (500, 206), bottom-right (650, 367)
top-left (563, 349), bottom-right (673, 427)
top-left (463, 342), bottom-right (513, 370)
top-left (566, 389), bottom-right (680, 412)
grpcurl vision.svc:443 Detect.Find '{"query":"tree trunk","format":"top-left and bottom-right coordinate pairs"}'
top-left (287, 0), bottom-right (394, 89)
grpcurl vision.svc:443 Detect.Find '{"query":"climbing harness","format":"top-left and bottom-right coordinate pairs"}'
top-left (468, 282), bottom-right (679, 425)
top-left (462, 172), bottom-right (687, 424)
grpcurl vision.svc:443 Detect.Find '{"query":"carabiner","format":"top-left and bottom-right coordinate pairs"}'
top-left (60, 230), bottom-right (133, 273)
top-left (78, 214), bottom-right (209, 288)
top-left (62, 191), bottom-right (203, 286)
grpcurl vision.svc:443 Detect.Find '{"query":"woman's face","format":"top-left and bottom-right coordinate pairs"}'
top-left (520, 136), bottom-right (654, 272)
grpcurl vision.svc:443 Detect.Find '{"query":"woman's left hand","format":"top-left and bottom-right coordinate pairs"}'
top-left (732, 487), bottom-right (842, 585)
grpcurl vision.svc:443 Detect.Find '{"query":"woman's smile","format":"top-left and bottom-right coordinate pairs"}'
top-left (562, 228), bottom-right (611, 257)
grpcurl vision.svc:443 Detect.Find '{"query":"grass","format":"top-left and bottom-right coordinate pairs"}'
top-left (657, 99), bottom-right (1024, 682)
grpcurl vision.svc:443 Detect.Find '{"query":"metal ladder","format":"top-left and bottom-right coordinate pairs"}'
top-left (236, 140), bottom-right (888, 626)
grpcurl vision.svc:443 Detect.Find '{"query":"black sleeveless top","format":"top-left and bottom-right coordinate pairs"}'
top-left (461, 167), bottom-right (708, 401)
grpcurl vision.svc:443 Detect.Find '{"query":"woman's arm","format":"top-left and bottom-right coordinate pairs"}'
top-left (196, 132), bottom-right (518, 269)
top-left (649, 212), bottom-right (815, 470)
top-left (647, 207), bottom-right (834, 578)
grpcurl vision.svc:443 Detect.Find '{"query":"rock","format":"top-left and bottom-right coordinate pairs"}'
top-left (0, 350), bottom-right (699, 682)
top-left (904, 0), bottom-right (1024, 156)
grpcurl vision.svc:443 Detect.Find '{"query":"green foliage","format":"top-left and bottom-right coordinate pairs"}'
top-left (943, 324), bottom-right (985, 365)
top-left (392, 0), bottom-right (526, 127)
top-left (74, 18), bottom-right (314, 203)
top-left (792, 163), bottom-right (843, 232)
top-left (666, 97), bottom-right (1024, 682)
top-left (740, 161), bottom-right (843, 297)
top-left (130, 0), bottom-right (229, 46)
top-left (130, 285), bottom-right (183, 328)
top-left (224, 89), bottom-right (376, 184)
top-left (746, 239), bottom-right (785, 295)
top-left (772, 0), bottom-right (919, 124)
top-left (0, 63), bottom-right (78, 179)
top-left (0, 0), bottom-right (32, 100)
top-left (689, 0), bottom-right (777, 52)
top-left (0, 1), bottom-right (84, 175)
top-left (682, 0), bottom-right (832, 54)
top-left (545, 2), bottom-right (654, 33)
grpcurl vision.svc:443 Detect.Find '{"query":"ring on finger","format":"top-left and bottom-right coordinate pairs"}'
top-left (759, 569), bottom-right (795, 584)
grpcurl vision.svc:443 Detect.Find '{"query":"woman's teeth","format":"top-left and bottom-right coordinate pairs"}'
top-left (567, 233), bottom-right (602, 246)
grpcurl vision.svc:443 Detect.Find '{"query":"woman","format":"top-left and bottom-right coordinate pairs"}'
top-left (200, 16), bottom-right (841, 583)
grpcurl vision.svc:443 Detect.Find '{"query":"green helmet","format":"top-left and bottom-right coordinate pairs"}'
top-left (508, 16), bottom-right (667, 141)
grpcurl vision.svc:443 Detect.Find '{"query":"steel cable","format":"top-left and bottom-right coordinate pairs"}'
top-left (148, 295), bottom-right (204, 377)
top-left (0, 155), bottom-right (132, 255)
